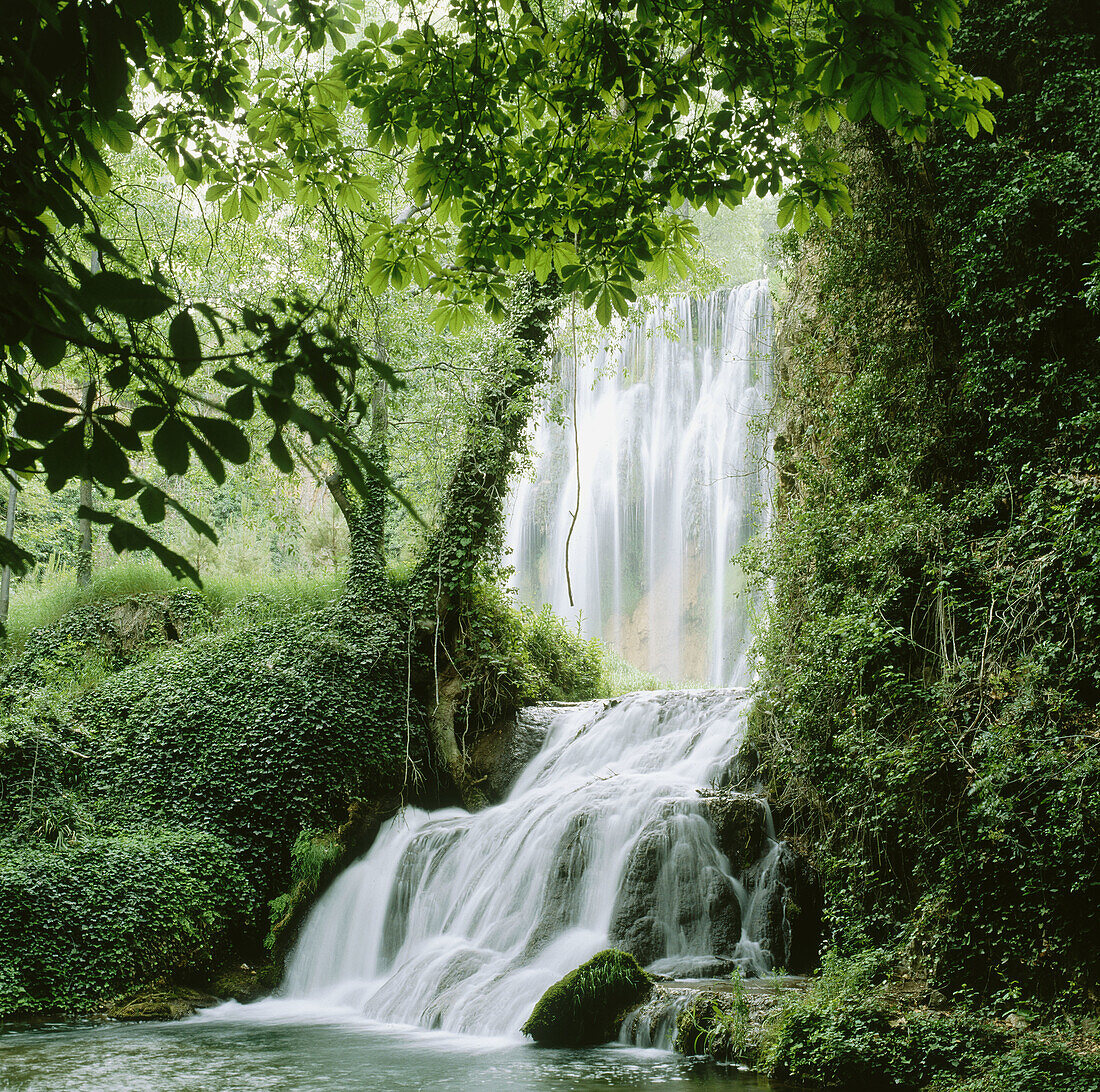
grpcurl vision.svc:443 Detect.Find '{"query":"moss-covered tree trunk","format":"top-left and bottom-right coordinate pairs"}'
top-left (328, 375), bottom-right (391, 602)
top-left (330, 275), bottom-right (561, 809)
top-left (408, 274), bottom-right (562, 809)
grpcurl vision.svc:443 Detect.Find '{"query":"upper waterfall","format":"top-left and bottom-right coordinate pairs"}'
top-left (507, 281), bottom-right (773, 687)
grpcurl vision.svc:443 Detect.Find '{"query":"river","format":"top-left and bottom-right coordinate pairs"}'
top-left (1, 1006), bottom-right (784, 1091)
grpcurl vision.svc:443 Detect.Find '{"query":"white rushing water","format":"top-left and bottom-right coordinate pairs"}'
top-left (507, 281), bottom-right (772, 686)
top-left (283, 689), bottom-right (777, 1037)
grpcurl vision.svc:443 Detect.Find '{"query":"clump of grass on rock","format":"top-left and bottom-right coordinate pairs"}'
top-left (521, 948), bottom-right (654, 1046)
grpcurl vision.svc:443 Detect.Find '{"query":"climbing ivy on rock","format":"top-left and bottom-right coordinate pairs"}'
top-left (748, 0), bottom-right (1100, 1010)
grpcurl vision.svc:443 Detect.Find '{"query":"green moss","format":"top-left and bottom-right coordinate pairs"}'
top-left (521, 948), bottom-right (654, 1046)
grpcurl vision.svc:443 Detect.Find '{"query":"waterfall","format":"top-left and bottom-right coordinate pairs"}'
top-left (279, 281), bottom-right (781, 1042)
top-left (506, 281), bottom-right (773, 687)
top-left (283, 690), bottom-right (781, 1036)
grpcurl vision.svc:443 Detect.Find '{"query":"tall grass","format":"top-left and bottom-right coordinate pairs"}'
top-left (595, 646), bottom-right (668, 697)
top-left (6, 554), bottom-right (676, 703)
top-left (2, 558), bottom-right (345, 656)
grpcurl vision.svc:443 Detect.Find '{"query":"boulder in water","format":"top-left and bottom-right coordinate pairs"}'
top-left (521, 949), bottom-right (655, 1046)
top-left (703, 866), bottom-right (743, 956)
top-left (108, 984), bottom-right (218, 1021)
top-left (522, 811), bottom-right (594, 958)
top-left (469, 707), bottom-right (553, 802)
top-left (608, 821), bottom-right (671, 964)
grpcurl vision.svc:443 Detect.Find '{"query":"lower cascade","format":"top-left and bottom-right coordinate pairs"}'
top-left (284, 688), bottom-right (790, 1039)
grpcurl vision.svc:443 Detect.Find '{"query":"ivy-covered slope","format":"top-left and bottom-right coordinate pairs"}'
top-left (751, 0), bottom-right (1099, 1011)
top-left (0, 577), bottom-right (603, 1017)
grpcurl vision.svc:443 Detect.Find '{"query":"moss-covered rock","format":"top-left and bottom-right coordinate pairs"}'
top-left (700, 789), bottom-right (769, 874)
top-left (108, 984), bottom-right (219, 1021)
top-left (265, 794), bottom-right (402, 961)
top-left (521, 948), bottom-right (655, 1046)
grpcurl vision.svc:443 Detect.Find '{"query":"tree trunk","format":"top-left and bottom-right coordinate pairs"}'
top-left (410, 273), bottom-right (562, 614)
top-left (410, 273), bottom-right (563, 810)
top-left (328, 374), bottom-right (390, 597)
top-left (76, 476), bottom-right (92, 587)
top-left (0, 481), bottom-right (16, 627)
top-left (76, 379), bottom-right (94, 586)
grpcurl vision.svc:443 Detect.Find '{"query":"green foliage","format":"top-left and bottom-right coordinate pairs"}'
top-left (748, 0), bottom-right (1100, 1011)
top-left (72, 602), bottom-right (423, 894)
top-left (339, 0), bottom-right (994, 329)
top-left (0, 0), bottom-right (397, 578)
top-left (755, 955), bottom-right (1100, 1092)
top-left (0, 575), bottom-right (434, 1014)
top-left (439, 578), bottom-right (605, 746)
top-left (676, 968), bottom-right (752, 1059)
top-left (1, 0), bottom-right (995, 582)
top-left (0, 827), bottom-right (252, 1016)
top-left (521, 948), bottom-right (653, 1046)
top-left (513, 604), bottom-right (604, 704)
top-left (265, 828), bottom-right (344, 947)
top-left (932, 1038), bottom-right (1100, 1092)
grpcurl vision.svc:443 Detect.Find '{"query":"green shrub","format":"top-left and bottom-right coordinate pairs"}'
top-left (0, 827), bottom-right (252, 1016)
top-left (516, 603), bottom-right (603, 703)
top-left (451, 578), bottom-right (606, 737)
top-left (935, 1037), bottom-right (1100, 1092)
top-left (763, 1001), bottom-right (1097, 1092)
top-left (74, 602), bottom-right (425, 896)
